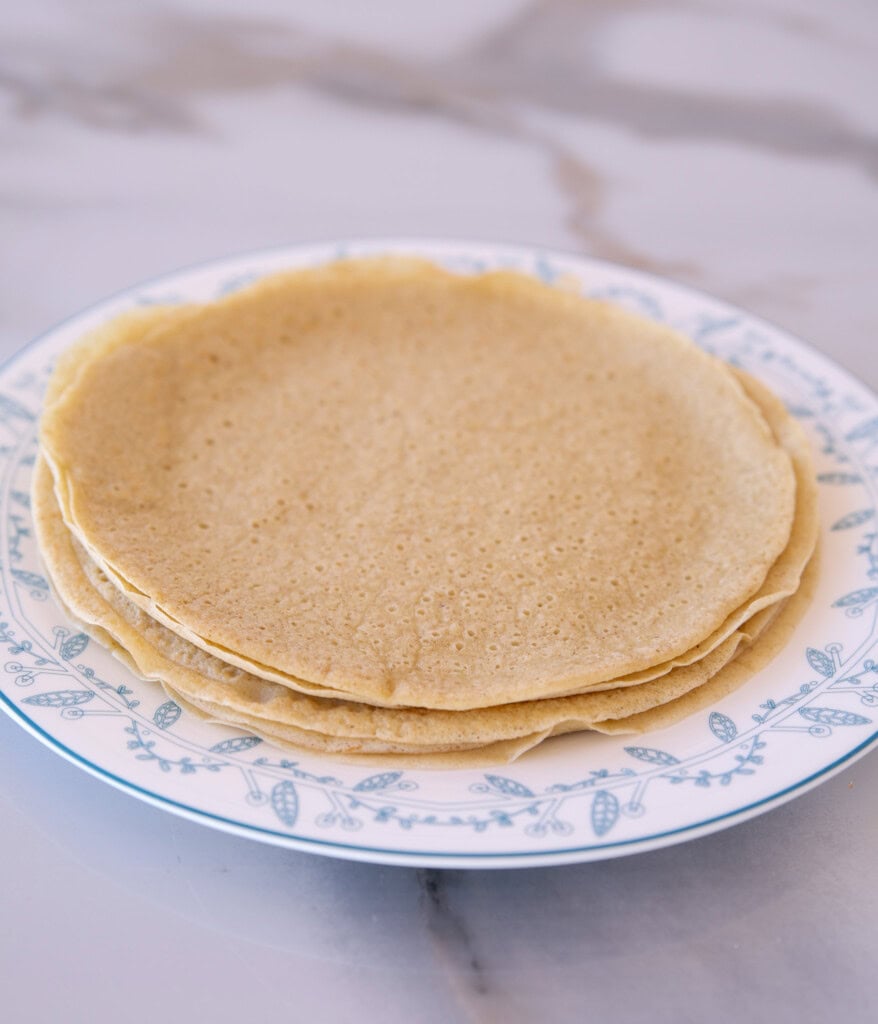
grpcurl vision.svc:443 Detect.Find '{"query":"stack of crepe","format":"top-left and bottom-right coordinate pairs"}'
top-left (33, 259), bottom-right (818, 765)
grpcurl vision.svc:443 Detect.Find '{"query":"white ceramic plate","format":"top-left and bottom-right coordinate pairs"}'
top-left (2, 240), bottom-right (876, 868)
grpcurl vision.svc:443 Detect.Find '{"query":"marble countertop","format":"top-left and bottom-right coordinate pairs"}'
top-left (2, 2), bottom-right (876, 1021)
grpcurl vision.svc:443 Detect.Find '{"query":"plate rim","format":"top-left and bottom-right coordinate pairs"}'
top-left (2, 236), bottom-right (877, 869)
top-left (3, 692), bottom-right (876, 868)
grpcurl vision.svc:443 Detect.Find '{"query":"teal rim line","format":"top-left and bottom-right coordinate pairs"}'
top-left (3, 690), bottom-right (876, 862)
top-left (2, 238), bottom-right (877, 865)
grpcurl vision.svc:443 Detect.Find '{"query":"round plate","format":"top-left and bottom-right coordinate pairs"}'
top-left (2, 240), bottom-right (876, 868)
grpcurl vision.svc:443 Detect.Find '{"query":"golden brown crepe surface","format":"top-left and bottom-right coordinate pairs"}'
top-left (40, 260), bottom-right (798, 709)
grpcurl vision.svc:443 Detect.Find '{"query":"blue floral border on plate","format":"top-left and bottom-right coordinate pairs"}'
top-left (1, 240), bottom-right (876, 867)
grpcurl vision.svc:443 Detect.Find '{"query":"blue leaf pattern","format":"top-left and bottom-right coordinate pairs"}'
top-left (484, 774), bottom-right (535, 798)
top-left (0, 394), bottom-right (35, 421)
top-left (817, 472), bottom-right (862, 484)
top-left (624, 746), bottom-right (679, 766)
top-left (11, 569), bottom-right (48, 590)
top-left (22, 689), bottom-right (94, 708)
top-left (271, 780), bottom-right (299, 827)
top-left (845, 416), bottom-right (878, 442)
top-left (353, 771), bottom-right (404, 792)
top-left (806, 648), bottom-right (835, 678)
top-left (60, 633), bottom-right (89, 661)
top-left (798, 707), bottom-right (872, 727)
top-left (831, 509), bottom-right (874, 531)
top-left (709, 711), bottom-right (738, 742)
top-left (153, 699), bottom-right (182, 730)
top-left (833, 588), bottom-right (878, 608)
top-left (591, 791), bottom-right (619, 837)
top-left (209, 735), bottom-right (263, 754)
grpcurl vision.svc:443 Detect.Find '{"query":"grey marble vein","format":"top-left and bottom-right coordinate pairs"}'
top-left (4, 0), bottom-right (876, 284)
top-left (419, 869), bottom-right (488, 999)
top-left (4, 2), bottom-right (876, 165)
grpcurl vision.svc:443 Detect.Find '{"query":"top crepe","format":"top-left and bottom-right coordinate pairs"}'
top-left (40, 258), bottom-right (796, 710)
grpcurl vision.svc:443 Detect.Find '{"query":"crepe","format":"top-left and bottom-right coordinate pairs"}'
top-left (40, 305), bottom-right (816, 715)
top-left (32, 352), bottom-right (815, 757)
top-left (163, 560), bottom-right (813, 763)
top-left (34, 454), bottom-right (788, 756)
top-left (39, 259), bottom-right (798, 710)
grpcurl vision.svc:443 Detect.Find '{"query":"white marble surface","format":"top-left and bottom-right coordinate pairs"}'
top-left (1, 2), bottom-right (876, 1021)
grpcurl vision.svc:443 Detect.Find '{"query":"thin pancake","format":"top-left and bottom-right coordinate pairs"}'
top-left (40, 259), bottom-right (797, 708)
top-left (40, 354), bottom-right (816, 714)
top-left (33, 455), bottom-right (789, 754)
top-left (163, 563), bottom-right (813, 765)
